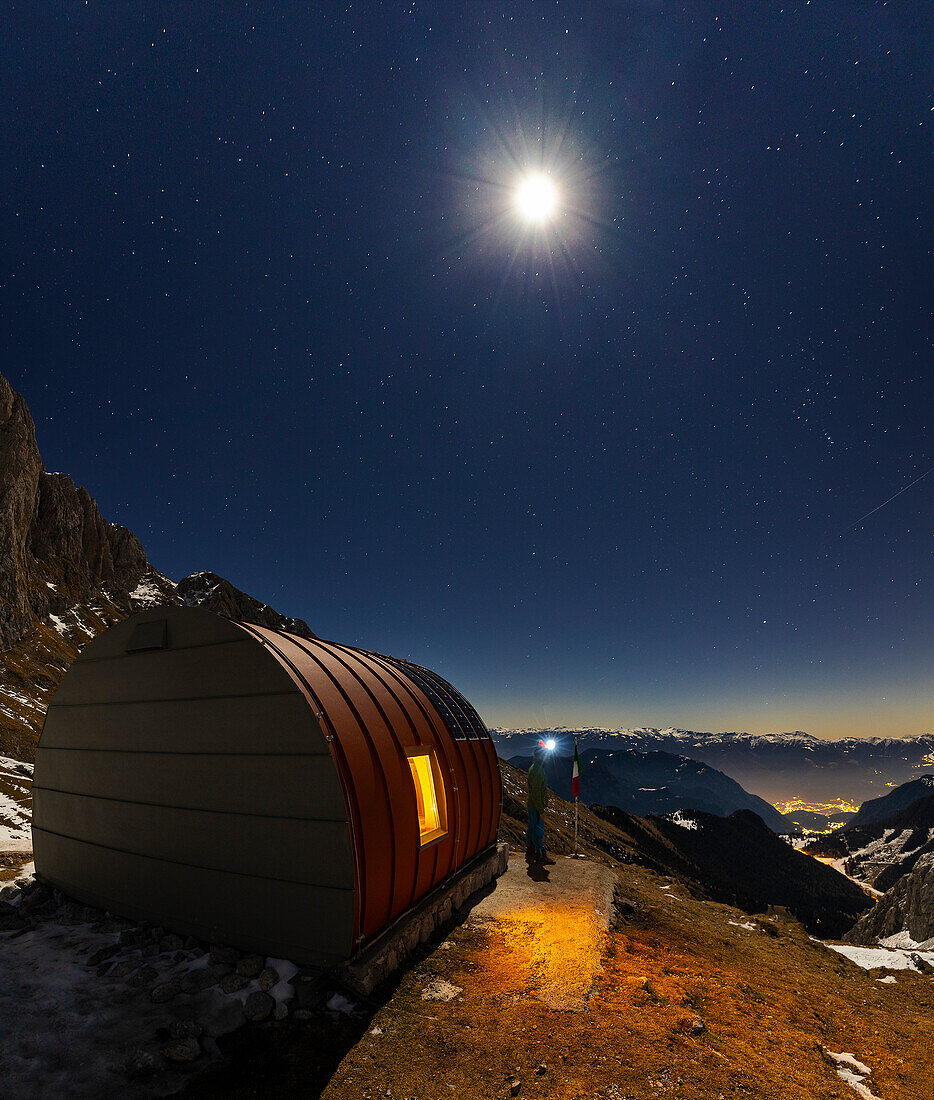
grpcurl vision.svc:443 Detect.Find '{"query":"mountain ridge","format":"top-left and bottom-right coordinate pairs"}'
top-left (492, 727), bottom-right (934, 806)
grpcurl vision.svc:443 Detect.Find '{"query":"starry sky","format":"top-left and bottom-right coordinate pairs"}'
top-left (2, 3), bottom-right (930, 739)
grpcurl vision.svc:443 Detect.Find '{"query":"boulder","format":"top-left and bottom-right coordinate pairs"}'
top-left (258, 966), bottom-right (279, 992)
top-left (180, 969), bottom-right (218, 994)
top-left (161, 1037), bottom-right (201, 1063)
top-left (150, 979), bottom-right (181, 1004)
top-left (220, 973), bottom-right (249, 995)
top-left (236, 955), bottom-right (265, 979)
top-left (243, 991), bottom-right (275, 1022)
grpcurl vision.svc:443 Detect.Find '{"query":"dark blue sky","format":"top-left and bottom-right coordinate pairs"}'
top-left (3, 3), bottom-right (930, 737)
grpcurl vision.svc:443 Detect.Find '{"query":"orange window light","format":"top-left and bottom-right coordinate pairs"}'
top-left (407, 749), bottom-right (447, 845)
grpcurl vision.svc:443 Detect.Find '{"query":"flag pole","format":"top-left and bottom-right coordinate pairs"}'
top-left (572, 734), bottom-right (579, 856)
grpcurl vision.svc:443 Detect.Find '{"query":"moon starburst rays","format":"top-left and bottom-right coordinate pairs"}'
top-left (514, 172), bottom-right (559, 224)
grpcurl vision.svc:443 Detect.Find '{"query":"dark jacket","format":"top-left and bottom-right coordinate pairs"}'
top-left (527, 758), bottom-right (549, 813)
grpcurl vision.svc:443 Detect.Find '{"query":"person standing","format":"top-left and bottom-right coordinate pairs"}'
top-left (526, 740), bottom-right (556, 865)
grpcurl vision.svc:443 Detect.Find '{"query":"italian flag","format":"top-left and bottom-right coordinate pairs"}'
top-left (572, 738), bottom-right (581, 799)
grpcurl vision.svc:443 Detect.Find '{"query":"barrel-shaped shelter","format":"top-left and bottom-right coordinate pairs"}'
top-left (32, 606), bottom-right (501, 965)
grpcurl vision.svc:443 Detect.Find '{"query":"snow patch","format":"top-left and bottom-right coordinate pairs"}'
top-left (0, 757), bottom-right (33, 777)
top-left (129, 575), bottom-right (168, 607)
top-left (826, 942), bottom-right (934, 972)
top-left (880, 930), bottom-right (934, 951)
top-left (668, 810), bottom-right (698, 831)
top-left (823, 1049), bottom-right (880, 1100)
top-left (0, 789), bottom-right (32, 851)
top-left (47, 614), bottom-right (70, 635)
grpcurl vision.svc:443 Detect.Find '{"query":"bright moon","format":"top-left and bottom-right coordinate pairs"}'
top-left (515, 172), bottom-right (558, 224)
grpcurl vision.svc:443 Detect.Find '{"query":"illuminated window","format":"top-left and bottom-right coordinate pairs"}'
top-left (406, 748), bottom-right (447, 845)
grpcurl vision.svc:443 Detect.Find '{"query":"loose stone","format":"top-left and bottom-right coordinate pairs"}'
top-left (108, 959), bottom-right (142, 979)
top-left (161, 1037), bottom-right (201, 1063)
top-left (180, 969), bottom-right (219, 994)
top-left (236, 954), bottom-right (265, 979)
top-left (209, 945), bottom-right (239, 967)
top-left (243, 991), bottom-right (275, 1022)
top-left (170, 1019), bottom-right (203, 1040)
top-left (124, 1049), bottom-right (158, 1079)
top-left (87, 944), bottom-right (119, 967)
top-left (129, 965), bottom-right (158, 988)
top-left (220, 973), bottom-right (249, 995)
top-left (150, 979), bottom-right (181, 1003)
top-left (258, 966), bottom-right (279, 991)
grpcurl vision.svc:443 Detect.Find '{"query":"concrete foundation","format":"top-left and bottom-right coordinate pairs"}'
top-left (339, 840), bottom-right (509, 996)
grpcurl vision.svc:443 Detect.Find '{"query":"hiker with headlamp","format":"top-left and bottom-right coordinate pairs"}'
top-left (526, 739), bottom-right (556, 865)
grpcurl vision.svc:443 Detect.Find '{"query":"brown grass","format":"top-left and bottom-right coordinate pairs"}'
top-left (321, 859), bottom-right (934, 1099)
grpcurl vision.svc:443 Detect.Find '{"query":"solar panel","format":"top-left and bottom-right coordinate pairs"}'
top-left (380, 656), bottom-right (489, 741)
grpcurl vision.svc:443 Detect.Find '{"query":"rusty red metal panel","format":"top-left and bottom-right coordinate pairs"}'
top-left (307, 642), bottom-right (421, 926)
top-left (239, 623), bottom-right (502, 951)
top-left (327, 644), bottom-right (455, 911)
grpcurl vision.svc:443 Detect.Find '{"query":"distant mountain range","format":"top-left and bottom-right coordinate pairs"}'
top-left (509, 746), bottom-right (788, 832)
top-left (492, 727), bottom-right (934, 806)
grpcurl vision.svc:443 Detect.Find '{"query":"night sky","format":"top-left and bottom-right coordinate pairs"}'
top-left (3, 3), bottom-right (930, 738)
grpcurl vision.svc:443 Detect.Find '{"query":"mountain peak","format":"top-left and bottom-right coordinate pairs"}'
top-left (176, 571), bottom-right (317, 640)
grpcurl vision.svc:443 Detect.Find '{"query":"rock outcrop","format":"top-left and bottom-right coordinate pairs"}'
top-left (177, 571), bottom-right (316, 640)
top-left (0, 373), bottom-right (159, 651)
top-left (0, 374), bottom-right (51, 648)
top-left (845, 851), bottom-right (934, 945)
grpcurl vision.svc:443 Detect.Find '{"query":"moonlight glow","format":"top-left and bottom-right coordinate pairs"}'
top-left (515, 173), bottom-right (558, 224)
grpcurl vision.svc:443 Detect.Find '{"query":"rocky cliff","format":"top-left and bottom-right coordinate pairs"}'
top-left (0, 372), bottom-right (316, 770)
top-left (845, 851), bottom-right (934, 946)
top-left (0, 374), bottom-right (179, 651)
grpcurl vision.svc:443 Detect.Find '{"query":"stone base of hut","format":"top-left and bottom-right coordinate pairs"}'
top-left (339, 841), bottom-right (509, 996)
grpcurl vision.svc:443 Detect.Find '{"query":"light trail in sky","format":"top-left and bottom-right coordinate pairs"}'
top-left (840, 464), bottom-right (934, 535)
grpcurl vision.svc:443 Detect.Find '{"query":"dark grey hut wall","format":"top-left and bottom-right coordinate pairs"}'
top-left (32, 607), bottom-right (355, 964)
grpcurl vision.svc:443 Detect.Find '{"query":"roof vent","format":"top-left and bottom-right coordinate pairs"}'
top-left (126, 619), bottom-right (168, 653)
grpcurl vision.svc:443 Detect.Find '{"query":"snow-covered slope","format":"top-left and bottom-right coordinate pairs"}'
top-left (0, 754), bottom-right (33, 851)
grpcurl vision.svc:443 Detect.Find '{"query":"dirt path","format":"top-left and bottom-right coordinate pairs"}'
top-left (467, 855), bottom-right (617, 1011)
